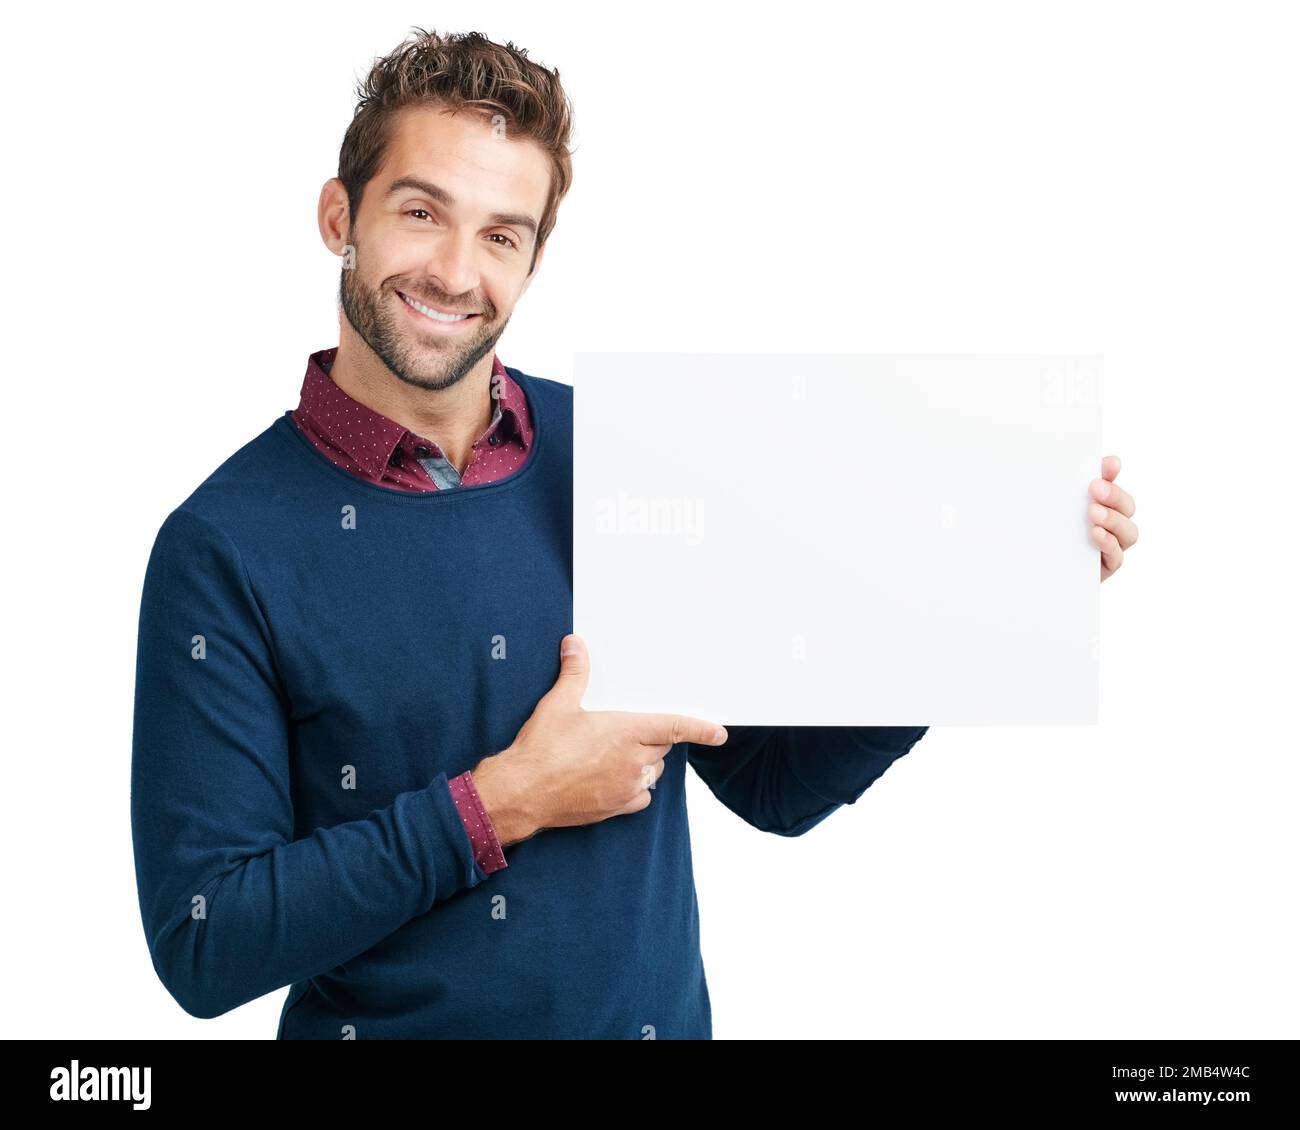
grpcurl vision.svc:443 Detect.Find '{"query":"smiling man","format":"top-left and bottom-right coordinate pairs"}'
top-left (322, 110), bottom-right (549, 483)
top-left (129, 28), bottom-right (1139, 1041)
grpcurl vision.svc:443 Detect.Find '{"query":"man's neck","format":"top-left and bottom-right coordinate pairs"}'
top-left (328, 340), bottom-right (496, 474)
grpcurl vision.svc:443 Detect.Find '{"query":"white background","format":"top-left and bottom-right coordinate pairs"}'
top-left (1, 0), bottom-right (1296, 1039)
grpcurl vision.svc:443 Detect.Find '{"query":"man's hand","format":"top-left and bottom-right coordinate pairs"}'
top-left (470, 635), bottom-right (728, 846)
top-left (1089, 454), bottom-right (1138, 582)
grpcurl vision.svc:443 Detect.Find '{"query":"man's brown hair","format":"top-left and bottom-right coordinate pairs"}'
top-left (338, 27), bottom-right (576, 273)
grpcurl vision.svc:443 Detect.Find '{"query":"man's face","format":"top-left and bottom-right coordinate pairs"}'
top-left (337, 106), bottom-right (551, 392)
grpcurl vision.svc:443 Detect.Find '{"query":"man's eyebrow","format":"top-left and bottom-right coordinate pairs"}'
top-left (384, 176), bottom-right (538, 236)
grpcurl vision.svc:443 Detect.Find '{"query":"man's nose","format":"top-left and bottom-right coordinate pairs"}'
top-left (418, 232), bottom-right (483, 302)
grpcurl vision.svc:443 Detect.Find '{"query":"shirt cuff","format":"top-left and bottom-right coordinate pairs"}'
top-left (448, 770), bottom-right (508, 874)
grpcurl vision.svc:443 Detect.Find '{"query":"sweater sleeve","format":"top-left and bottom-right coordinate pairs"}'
top-left (130, 506), bottom-right (489, 1020)
top-left (687, 725), bottom-right (929, 836)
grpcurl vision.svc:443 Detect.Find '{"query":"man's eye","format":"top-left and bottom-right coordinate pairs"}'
top-left (405, 211), bottom-right (513, 249)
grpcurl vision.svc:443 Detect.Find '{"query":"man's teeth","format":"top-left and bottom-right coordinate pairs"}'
top-left (400, 293), bottom-right (472, 322)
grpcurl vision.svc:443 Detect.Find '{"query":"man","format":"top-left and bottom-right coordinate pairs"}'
top-left (130, 29), bottom-right (1139, 1040)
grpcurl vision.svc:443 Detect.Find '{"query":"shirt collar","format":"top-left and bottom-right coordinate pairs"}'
top-left (294, 346), bottom-right (529, 483)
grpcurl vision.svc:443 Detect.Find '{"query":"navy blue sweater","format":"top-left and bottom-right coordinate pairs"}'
top-left (129, 367), bottom-right (929, 1038)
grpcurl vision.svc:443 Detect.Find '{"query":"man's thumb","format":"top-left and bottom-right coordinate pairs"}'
top-left (553, 634), bottom-right (589, 704)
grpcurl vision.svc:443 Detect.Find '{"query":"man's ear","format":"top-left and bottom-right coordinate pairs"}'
top-left (318, 177), bottom-right (352, 256)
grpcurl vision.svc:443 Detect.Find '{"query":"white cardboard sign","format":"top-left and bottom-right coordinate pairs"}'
top-left (573, 353), bottom-right (1101, 725)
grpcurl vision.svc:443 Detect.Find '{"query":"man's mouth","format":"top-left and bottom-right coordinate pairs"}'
top-left (397, 290), bottom-right (482, 327)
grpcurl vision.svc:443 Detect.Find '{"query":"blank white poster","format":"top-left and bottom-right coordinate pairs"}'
top-left (573, 354), bottom-right (1101, 725)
